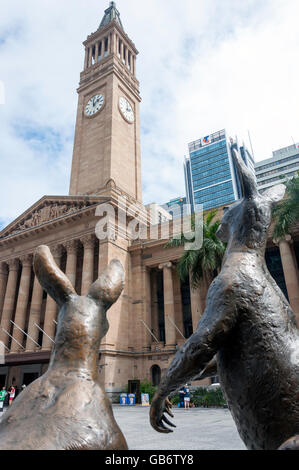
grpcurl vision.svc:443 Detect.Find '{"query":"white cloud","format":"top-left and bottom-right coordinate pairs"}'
top-left (0, 0), bottom-right (298, 226)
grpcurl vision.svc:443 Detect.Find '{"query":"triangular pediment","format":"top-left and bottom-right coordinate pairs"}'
top-left (0, 195), bottom-right (103, 239)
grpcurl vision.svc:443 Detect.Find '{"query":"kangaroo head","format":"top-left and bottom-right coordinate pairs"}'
top-left (33, 245), bottom-right (124, 370)
top-left (216, 150), bottom-right (286, 253)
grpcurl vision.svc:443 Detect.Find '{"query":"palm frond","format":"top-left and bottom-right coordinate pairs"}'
top-left (273, 171), bottom-right (299, 238)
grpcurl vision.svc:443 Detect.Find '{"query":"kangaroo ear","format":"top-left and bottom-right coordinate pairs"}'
top-left (263, 184), bottom-right (286, 205)
top-left (88, 259), bottom-right (124, 308)
top-left (34, 245), bottom-right (76, 307)
top-left (232, 149), bottom-right (258, 199)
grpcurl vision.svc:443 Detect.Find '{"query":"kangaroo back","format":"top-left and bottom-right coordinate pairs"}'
top-left (0, 245), bottom-right (128, 450)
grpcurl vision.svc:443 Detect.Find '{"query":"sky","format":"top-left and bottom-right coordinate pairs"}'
top-left (0, 0), bottom-right (298, 230)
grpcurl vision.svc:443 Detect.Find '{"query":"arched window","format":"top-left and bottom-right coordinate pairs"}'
top-left (151, 365), bottom-right (161, 386)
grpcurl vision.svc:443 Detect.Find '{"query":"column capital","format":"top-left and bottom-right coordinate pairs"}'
top-left (158, 262), bottom-right (173, 270)
top-left (19, 254), bottom-right (33, 267)
top-left (274, 234), bottom-right (293, 246)
top-left (7, 259), bottom-right (20, 272)
top-left (64, 239), bottom-right (78, 254)
top-left (80, 234), bottom-right (95, 249)
top-left (50, 245), bottom-right (63, 259)
top-left (0, 262), bottom-right (8, 275)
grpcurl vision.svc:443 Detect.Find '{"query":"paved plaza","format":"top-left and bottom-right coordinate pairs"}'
top-left (0, 405), bottom-right (246, 450)
top-left (113, 405), bottom-right (246, 450)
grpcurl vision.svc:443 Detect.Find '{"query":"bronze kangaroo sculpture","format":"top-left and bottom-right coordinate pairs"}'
top-left (150, 150), bottom-right (299, 450)
top-left (0, 245), bottom-right (128, 450)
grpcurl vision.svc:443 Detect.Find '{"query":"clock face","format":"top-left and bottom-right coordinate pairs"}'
top-left (85, 94), bottom-right (104, 117)
top-left (119, 97), bottom-right (134, 123)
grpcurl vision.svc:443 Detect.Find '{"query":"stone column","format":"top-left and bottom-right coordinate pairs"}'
top-left (151, 271), bottom-right (160, 341)
top-left (26, 274), bottom-right (44, 351)
top-left (101, 39), bottom-right (105, 59)
top-left (84, 47), bottom-right (89, 70)
top-left (142, 267), bottom-right (152, 349)
top-left (65, 239), bottom-right (78, 287)
top-left (278, 235), bottom-right (299, 323)
top-left (95, 42), bottom-right (99, 63)
top-left (125, 47), bottom-right (129, 67)
top-left (88, 46), bottom-right (93, 67)
top-left (173, 269), bottom-right (185, 342)
top-left (159, 262), bottom-right (176, 348)
top-left (0, 259), bottom-right (19, 347)
top-left (42, 246), bottom-right (62, 350)
top-left (11, 255), bottom-right (33, 352)
top-left (120, 41), bottom-right (124, 63)
top-left (190, 285), bottom-right (203, 333)
top-left (111, 32), bottom-right (116, 55)
top-left (190, 274), bottom-right (207, 333)
top-left (107, 34), bottom-right (111, 55)
top-left (81, 234), bottom-right (95, 295)
top-left (116, 35), bottom-right (120, 57)
top-left (0, 262), bottom-right (8, 320)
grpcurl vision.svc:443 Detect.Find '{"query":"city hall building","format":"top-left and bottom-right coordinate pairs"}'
top-left (0, 3), bottom-right (298, 399)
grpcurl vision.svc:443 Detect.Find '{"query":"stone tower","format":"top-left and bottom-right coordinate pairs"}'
top-left (69, 2), bottom-right (142, 203)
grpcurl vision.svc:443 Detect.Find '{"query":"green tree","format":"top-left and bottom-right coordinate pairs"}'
top-left (166, 209), bottom-right (226, 289)
top-left (273, 171), bottom-right (299, 240)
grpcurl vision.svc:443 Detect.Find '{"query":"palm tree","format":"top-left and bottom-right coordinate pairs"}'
top-left (166, 209), bottom-right (226, 289)
top-left (273, 171), bottom-right (299, 240)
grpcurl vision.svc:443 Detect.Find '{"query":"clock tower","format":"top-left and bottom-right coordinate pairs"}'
top-left (69, 2), bottom-right (142, 203)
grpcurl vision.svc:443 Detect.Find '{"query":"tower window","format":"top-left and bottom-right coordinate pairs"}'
top-left (118, 39), bottom-right (122, 59)
top-left (98, 41), bottom-right (102, 62)
top-left (123, 45), bottom-right (126, 64)
top-left (104, 37), bottom-right (109, 57)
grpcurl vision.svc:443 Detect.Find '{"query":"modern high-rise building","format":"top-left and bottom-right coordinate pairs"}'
top-left (255, 143), bottom-right (299, 192)
top-left (184, 129), bottom-right (254, 212)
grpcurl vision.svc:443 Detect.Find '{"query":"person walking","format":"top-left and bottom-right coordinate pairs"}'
top-left (3, 389), bottom-right (9, 409)
top-left (8, 386), bottom-right (16, 406)
top-left (184, 384), bottom-right (190, 409)
top-left (0, 387), bottom-right (7, 413)
top-left (179, 386), bottom-right (185, 408)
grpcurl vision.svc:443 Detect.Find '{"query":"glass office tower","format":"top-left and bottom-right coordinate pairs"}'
top-left (184, 129), bottom-right (254, 212)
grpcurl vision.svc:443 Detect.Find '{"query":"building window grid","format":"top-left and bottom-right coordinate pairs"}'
top-left (257, 161), bottom-right (299, 179)
top-left (190, 139), bottom-right (226, 157)
top-left (196, 194), bottom-right (235, 210)
top-left (203, 196), bottom-right (235, 210)
top-left (195, 191), bottom-right (234, 203)
top-left (192, 160), bottom-right (230, 178)
top-left (192, 153), bottom-right (229, 175)
top-left (194, 179), bottom-right (233, 194)
top-left (192, 170), bottom-right (232, 189)
top-left (257, 171), bottom-right (298, 187)
top-left (194, 189), bottom-right (235, 204)
top-left (190, 140), bottom-right (227, 161)
top-left (255, 154), bottom-right (299, 173)
top-left (194, 181), bottom-right (234, 202)
top-left (191, 156), bottom-right (229, 175)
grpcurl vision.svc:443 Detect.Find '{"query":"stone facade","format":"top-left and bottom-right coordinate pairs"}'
top-left (0, 7), bottom-right (298, 399)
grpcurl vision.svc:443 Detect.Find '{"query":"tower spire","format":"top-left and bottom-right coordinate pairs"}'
top-left (99, 2), bottom-right (124, 31)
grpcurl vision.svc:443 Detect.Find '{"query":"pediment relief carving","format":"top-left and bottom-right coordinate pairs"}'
top-left (4, 200), bottom-right (93, 237)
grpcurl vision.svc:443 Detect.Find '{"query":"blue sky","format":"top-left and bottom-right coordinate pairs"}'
top-left (0, 0), bottom-right (299, 230)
